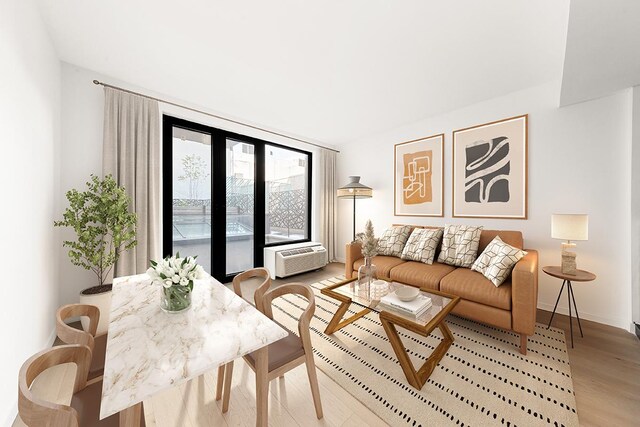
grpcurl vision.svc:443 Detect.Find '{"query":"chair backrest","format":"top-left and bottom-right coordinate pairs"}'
top-left (18, 344), bottom-right (91, 427)
top-left (232, 268), bottom-right (272, 312)
top-left (260, 283), bottom-right (316, 353)
top-left (56, 304), bottom-right (100, 353)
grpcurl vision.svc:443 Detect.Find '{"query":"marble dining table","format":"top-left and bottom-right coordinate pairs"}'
top-left (99, 273), bottom-right (288, 427)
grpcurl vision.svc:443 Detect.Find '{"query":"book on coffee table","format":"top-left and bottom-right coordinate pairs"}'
top-left (379, 292), bottom-right (432, 317)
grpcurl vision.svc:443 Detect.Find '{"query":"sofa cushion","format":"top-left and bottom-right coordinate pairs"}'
top-left (389, 261), bottom-right (456, 290)
top-left (400, 228), bottom-right (443, 264)
top-left (440, 267), bottom-right (512, 310)
top-left (437, 224), bottom-right (483, 267)
top-left (353, 256), bottom-right (406, 279)
top-left (377, 225), bottom-right (412, 257)
top-left (471, 236), bottom-right (527, 287)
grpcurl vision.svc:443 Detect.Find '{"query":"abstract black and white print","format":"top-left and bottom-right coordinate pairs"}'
top-left (465, 136), bottom-right (510, 203)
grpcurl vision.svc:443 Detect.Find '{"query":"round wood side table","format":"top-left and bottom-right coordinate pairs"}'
top-left (542, 266), bottom-right (596, 348)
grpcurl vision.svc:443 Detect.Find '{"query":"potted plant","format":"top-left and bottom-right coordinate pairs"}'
top-left (55, 174), bottom-right (137, 334)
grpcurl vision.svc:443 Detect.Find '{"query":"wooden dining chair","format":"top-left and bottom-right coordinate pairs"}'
top-left (215, 268), bottom-right (272, 404)
top-left (219, 282), bottom-right (324, 419)
top-left (56, 304), bottom-right (107, 384)
top-left (18, 344), bottom-right (119, 426)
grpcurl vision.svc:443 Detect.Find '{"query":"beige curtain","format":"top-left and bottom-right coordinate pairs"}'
top-left (318, 149), bottom-right (338, 261)
top-left (102, 87), bottom-right (160, 277)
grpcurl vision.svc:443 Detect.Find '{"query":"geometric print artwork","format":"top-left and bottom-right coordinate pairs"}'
top-left (471, 236), bottom-right (528, 287)
top-left (437, 224), bottom-right (483, 268)
top-left (377, 225), bottom-right (413, 258)
top-left (400, 227), bottom-right (444, 264)
top-left (394, 134), bottom-right (444, 217)
top-left (452, 115), bottom-right (527, 219)
top-left (403, 150), bottom-right (433, 204)
top-left (465, 136), bottom-right (510, 203)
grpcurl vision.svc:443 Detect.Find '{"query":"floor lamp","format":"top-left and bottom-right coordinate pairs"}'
top-left (337, 176), bottom-right (373, 242)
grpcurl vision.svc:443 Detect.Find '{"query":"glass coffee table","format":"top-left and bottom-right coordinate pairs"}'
top-left (321, 277), bottom-right (460, 390)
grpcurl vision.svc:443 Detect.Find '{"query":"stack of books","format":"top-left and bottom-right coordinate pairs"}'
top-left (379, 291), bottom-right (432, 317)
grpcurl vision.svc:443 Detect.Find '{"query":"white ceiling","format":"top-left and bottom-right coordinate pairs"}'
top-left (37, 0), bottom-right (569, 145)
top-left (560, 0), bottom-right (640, 106)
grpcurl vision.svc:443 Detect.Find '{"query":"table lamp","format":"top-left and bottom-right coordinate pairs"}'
top-left (551, 214), bottom-right (588, 275)
top-left (337, 176), bottom-right (372, 242)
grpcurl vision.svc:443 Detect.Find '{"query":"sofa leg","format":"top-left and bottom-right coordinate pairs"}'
top-left (519, 333), bottom-right (527, 355)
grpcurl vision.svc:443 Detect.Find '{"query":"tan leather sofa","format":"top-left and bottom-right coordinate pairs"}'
top-left (344, 226), bottom-right (538, 354)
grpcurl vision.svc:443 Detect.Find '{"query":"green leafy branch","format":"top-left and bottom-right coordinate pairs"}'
top-left (54, 175), bottom-right (137, 287)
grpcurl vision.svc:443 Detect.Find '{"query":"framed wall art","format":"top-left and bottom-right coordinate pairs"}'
top-left (452, 114), bottom-right (528, 219)
top-left (394, 133), bottom-right (444, 217)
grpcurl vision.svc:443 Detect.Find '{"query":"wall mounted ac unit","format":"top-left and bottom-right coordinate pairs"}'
top-left (264, 242), bottom-right (327, 279)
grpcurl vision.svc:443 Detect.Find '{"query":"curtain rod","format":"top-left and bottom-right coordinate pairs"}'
top-left (92, 79), bottom-right (340, 153)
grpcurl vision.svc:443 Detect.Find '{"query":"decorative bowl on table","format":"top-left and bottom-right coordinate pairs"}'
top-left (395, 285), bottom-right (420, 302)
top-left (370, 280), bottom-right (390, 300)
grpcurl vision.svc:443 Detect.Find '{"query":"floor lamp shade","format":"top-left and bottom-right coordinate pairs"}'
top-left (337, 176), bottom-right (372, 241)
top-left (337, 176), bottom-right (373, 199)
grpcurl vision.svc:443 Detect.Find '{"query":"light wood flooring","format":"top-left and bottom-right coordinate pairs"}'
top-left (14, 263), bottom-right (640, 426)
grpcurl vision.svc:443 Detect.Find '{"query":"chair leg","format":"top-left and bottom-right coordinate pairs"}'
top-left (215, 365), bottom-right (225, 401)
top-left (304, 353), bottom-right (323, 419)
top-left (222, 361), bottom-right (234, 413)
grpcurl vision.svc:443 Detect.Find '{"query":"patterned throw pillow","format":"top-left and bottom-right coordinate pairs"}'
top-left (436, 224), bottom-right (483, 267)
top-left (400, 228), bottom-right (444, 264)
top-left (377, 225), bottom-right (412, 257)
top-left (471, 236), bottom-right (527, 287)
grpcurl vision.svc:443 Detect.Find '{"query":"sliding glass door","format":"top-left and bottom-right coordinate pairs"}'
top-left (225, 139), bottom-right (255, 275)
top-left (170, 125), bottom-right (213, 274)
top-left (162, 115), bottom-right (311, 283)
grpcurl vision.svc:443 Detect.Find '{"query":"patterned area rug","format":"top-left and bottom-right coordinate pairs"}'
top-left (271, 276), bottom-right (579, 427)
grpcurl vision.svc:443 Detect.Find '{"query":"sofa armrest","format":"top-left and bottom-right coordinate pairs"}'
top-left (511, 249), bottom-right (538, 336)
top-left (345, 242), bottom-right (363, 279)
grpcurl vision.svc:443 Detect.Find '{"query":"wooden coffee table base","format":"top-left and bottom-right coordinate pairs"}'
top-left (321, 278), bottom-right (460, 390)
top-left (323, 300), bottom-right (371, 334)
top-left (380, 310), bottom-right (455, 390)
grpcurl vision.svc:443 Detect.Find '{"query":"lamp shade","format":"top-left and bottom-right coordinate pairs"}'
top-left (337, 176), bottom-right (372, 199)
top-left (551, 214), bottom-right (588, 241)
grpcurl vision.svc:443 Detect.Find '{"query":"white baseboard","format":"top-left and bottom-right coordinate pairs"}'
top-left (537, 302), bottom-right (630, 332)
top-left (333, 257), bottom-right (346, 264)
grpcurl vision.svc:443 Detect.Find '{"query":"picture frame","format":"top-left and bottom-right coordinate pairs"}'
top-left (452, 114), bottom-right (528, 219)
top-left (394, 133), bottom-right (444, 217)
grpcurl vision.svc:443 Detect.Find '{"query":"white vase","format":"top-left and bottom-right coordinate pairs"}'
top-left (79, 286), bottom-right (112, 335)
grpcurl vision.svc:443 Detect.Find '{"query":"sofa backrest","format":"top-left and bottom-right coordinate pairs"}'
top-left (393, 224), bottom-right (524, 253)
top-left (478, 230), bottom-right (523, 251)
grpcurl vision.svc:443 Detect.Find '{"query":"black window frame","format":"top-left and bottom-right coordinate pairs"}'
top-left (162, 114), bottom-right (312, 283)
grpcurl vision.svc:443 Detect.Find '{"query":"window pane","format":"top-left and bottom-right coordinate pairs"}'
top-left (265, 145), bottom-right (309, 244)
top-left (226, 139), bottom-right (255, 274)
top-left (171, 127), bottom-right (211, 273)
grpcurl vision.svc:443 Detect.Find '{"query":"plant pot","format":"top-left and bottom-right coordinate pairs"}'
top-left (79, 284), bottom-right (112, 335)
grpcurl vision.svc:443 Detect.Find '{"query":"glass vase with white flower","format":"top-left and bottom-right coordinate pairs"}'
top-left (147, 253), bottom-right (205, 313)
top-left (355, 219), bottom-right (379, 290)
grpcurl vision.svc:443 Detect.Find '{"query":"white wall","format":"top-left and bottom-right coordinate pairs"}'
top-left (632, 85), bottom-right (640, 326)
top-left (336, 81), bottom-right (633, 331)
top-left (59, 63), bottom-right (331, 302)
top-left (0, 0), bottom-right (61, 423)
